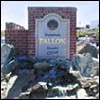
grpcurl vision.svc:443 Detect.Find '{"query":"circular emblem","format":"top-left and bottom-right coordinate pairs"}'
top-left (47, 20), bottom-right (58, 30)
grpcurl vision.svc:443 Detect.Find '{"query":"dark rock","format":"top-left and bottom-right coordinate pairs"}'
top-left (22, 85), bottom-right (30, 92)
top-left (19, 92), bottom-right (30, 99)
top-left (1, 59), bottom-right (19, 75)
top-left (16, 56), bottom-right (34, 68)
top-left (67, 84), bottom-right (79, 95)
top-left (88, 84), bottom-right (99, 96)
top-left (48, 59), bottom-right (57, 67)
top-left (78, 43), bottom-right (98, 58)
top-left (1, 44), bottom-right (15, 65)
top-left (51, 86), bottom-right (67, 97)
top-left (16, 56), bottom-right (33, 62)
top-left (43, 65), bottom-right (80, 86)
top-left (28, 82), bottom-right (47, 99)
top-left (33, 62), bottom-right (51, 71)
top-left (48, 59), bottom-right (72, 68)
top-left (72, 53), bottom-right (99, 77)
top-left (17, 69), bottom-right (35, 77)
top-left (69, 69), bottom-right (82, 79)
top-left (1, 44), bottom-right (16, 75)
top-left (47, 82), bottom-right (53, 97)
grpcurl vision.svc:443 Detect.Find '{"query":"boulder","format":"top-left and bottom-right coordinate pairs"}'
top-left (19, 92), bottom-right (30, 99)
top-left (56, 59), bottom-right (72, 68)
top-left (93, 76), bottom-right (99, 84)
top-left (1, 44), bottom-right (16, 75)
top-left (78, 43), bottom-right (98, 58)
top-left (18, 69), bottom-right (35, 76)
top-left (69, 69), bottom-right (82, 79)
top-left (51, 86), bottom-right (67, 97)
top-left (29, 82), bottom-right (47, 99)
top-left (1, 44), bottom-right (15, 64)
top-left (48, 59), bottom-right (57, 67)
top-left (95, 93), bottom-right (99, 99)
top-left (48, 59), bottom-right (72, 68)
top-left (76, 88), bottom-right (88, 99)
top-left (43, 65), bottom-right (81, 86)
top-left (77, 76), bottom-right (99, 97)
top-left (72, 53), bottom-right (99, 77)
top-left (66, 84), bottom-right (79, 95)
top-left (43, 66), bottom-right (67, 85)
top-left (33, 62), bottom-right (51, 71)
top-left (1, 59), bottom-right (19, 75)
top-left (33, 62), bottom-right (52, 78)
top-left (88, 84), bottom-right (99, 96)
top-left (32, 82), bottom-right (47, 90)
top-left (43, 66), bottom-right (58, 83)
top-left (22, 85), bottom-right (31, 92)
top-left (16, 56), bottom-right (34, 69)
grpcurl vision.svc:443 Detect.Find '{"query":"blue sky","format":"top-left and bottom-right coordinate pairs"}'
top-left (1, 1), bottom-right (99, 30)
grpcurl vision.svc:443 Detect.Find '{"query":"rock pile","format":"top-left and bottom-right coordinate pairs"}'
top-left (1, 44), bottom-right (99, 99)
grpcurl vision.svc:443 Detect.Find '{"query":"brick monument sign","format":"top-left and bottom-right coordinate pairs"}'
top-left (5, 7), bottom-right (77, 59)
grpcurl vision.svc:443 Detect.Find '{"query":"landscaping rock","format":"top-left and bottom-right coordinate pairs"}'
top-left (66, 84), bottom-right (79, 95)
top-left (95, 93), bottom-right (99, 99)
top-left (1, 59), bottom-right (19, 75)
top-left (29, 82), bottom-right (47, 99)
top-left (78, 43), bottom-right (98, 58)
top-left (16, 56), bottom-right (34, 69)
top-left (1, 44), bottom-right (99, 99)
top-left (48, 59), bottom-right (72, 68)
top-left (1, 44), bottom-right (17, 75)
top-left (76, 88), bottom-right (88, 99)
top-left (78, 76), bottom-right (99, 97)
top-left (69, 69), bottom-right (82, 79)
top-left (72, 53), bottom-right (99, 77)
top-left (33, 62), bottom-right (51, 71)
top-left (51, 86), bottom-right (67, 97)
top-left (88, 84), bottom-right (99, 96)
top-left (17, 69), bottom-right (35, 80)
top-left (19, 92), bottom-right (30, 99)
top-left (48, 59), bottom-right (57, 67)
top-left (1, 44), bottom-right (15, 64)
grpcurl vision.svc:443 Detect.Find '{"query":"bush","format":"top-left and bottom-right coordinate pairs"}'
top-left (1, 30), bottom-right (5, 37)
top-left (77, 30), bottom-right (87, 37)
top-left (94, 29), bottom-right (99, 38)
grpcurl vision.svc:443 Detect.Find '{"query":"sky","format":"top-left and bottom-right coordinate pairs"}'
top-left (1, 1), bottom-right (99, 30)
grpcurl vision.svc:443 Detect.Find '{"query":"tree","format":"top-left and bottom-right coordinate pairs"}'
top-left (94, 28), bottom-right (99, 38)
top-left (1, 30), bottom-right (5, 37)
top-left (77, 29), bottom-right (87, 37)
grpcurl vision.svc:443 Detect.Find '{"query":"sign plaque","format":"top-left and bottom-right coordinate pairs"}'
top-left (36, 13), bottom-right (70, 58)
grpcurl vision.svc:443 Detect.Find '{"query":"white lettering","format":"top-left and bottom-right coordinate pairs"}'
top-left (39, 38), bottom-right (66, 44)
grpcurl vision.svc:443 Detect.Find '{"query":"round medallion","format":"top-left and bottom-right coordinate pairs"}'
top-left (47, 20), bottom-right (58, 30)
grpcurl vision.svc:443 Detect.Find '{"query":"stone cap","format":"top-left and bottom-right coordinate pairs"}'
top-left (5, 22), bottom-right (25, 30)
top-left (28, 7), bottom-right (77, 12)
